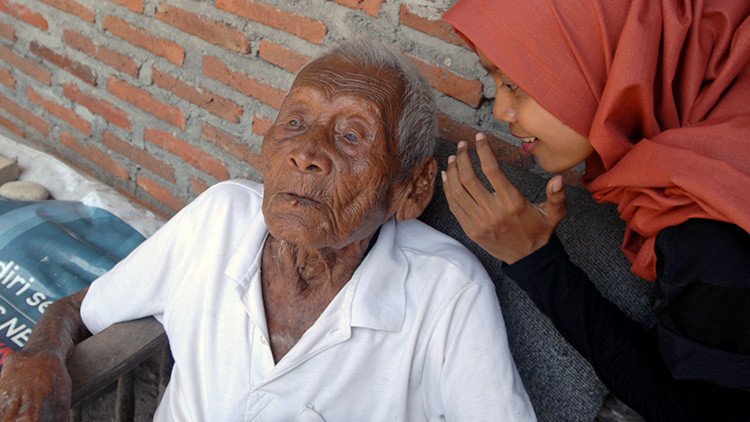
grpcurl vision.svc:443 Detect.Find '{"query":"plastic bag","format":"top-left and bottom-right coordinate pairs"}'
top-left (0, 200), bottom-right (145, 367)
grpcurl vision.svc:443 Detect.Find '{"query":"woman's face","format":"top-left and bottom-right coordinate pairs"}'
top-left (478, 49), bottom-right (594, 173)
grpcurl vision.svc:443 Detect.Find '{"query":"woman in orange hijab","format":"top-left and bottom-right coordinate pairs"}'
top-left (442, 0), bottom-right (750, 419)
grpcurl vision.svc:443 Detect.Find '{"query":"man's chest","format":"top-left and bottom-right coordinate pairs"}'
top-left (160, 276), bottom-right (433, 421)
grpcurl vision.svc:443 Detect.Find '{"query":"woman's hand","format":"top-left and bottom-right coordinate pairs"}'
top-left (442, 133), bottom-right (567, 264)
top-left (0, 350), bottom-right (72, 421)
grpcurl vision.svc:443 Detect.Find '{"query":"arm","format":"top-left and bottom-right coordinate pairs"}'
top-left (504, 235), bottom-right (750, 421)
top-left (442, 135), bottom-right (749, 420)
top-left (652, 219), bottom-right (750, 390)
top-left (0, 287), bottom-right (89, 421)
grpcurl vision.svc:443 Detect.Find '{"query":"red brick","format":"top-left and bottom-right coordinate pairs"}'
top-left (190, 176), bottom-right (210, 196)
top-left (252, 114), bottom-right (274, 137)
top-left (0, 1), bottom-right (49, 31)
top-left (216, 0), bottom-right (327, 45)
top-left (155, 4), bottom-right (250, 54)
top-left (109, 184), bottom-right (170, 220)
top-left (97, 47), bottom-right (139, 78)
top-left (0, 44), bottom-right (52, 85)
top-left (107, 0), bottom-right (144, 14)
top-left (60, 131), bottom-right (130, 180)
top-left (203, 55), bottom-right (285, 109)
top-left (64, 30), bottom-right (139, 78)
top-left (201, 123), bottom-right (262, 169)
top-left (108, 77), bottom-right (185, 130)
top-left (144, 128), bottom-right (230, 181)
top-left (39, 0), bottom-right (95, 23)
top-left (63, 83), bottom-right (132, 131)
top-left (258, 39), bottom-right (309, 74)
top-left (0, 92), bottom-right (50, 136)
top-left (27, 87), bottom-right (92, 135)
top-left (399, 5), bottom-right (469, 48)
top-left (0, 21), bottom-right (15, 41)
top-left (63, 30), bottom-right (95, 54)
top-left (0, 115), bottom-right (23, 137)
top-left (335, 0), bottom-right (383, 17)
top-left (152, 68), bottom-right (243, 123)
top-left (409, 57), bottom-right (482, 108)
top-left (0, 68), bottom-right (14, 88)
top-left (102, 130), bottom-right (177, 183)
top-left (136, 175), bottom-right (183, 213)
top-left (29, 41), bottom-right (96, 86)
top-left (103, 15), bottom-right (185, 66)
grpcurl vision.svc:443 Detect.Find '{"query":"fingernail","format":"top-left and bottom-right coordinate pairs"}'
top-left (475, 132), bottom-right (485, 141)
top-left (448, 155), bottom-right (456, 164)
top-left (457, 141), bottom-right (467, 150)
top-left (441, 171), bottom-right (447, 182)
top-left (552, 177), bottom-right (563, 192)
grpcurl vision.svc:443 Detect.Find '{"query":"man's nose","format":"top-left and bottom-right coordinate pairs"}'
top-left (492, 90), bottom-right (516, 123)
top-left (287, 129), bottom-right (332, 175)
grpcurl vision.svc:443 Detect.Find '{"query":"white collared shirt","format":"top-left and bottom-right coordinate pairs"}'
top-left (81, 180), bottom-right (535, 421)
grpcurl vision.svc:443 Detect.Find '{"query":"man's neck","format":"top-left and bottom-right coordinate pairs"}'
top-left (262, 234), bottom-right (375, 293)
top-left (259, 232), bottom-right (379, 363)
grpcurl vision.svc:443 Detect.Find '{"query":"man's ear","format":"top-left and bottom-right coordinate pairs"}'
top-left (393, 157), bottom-right (437, 221)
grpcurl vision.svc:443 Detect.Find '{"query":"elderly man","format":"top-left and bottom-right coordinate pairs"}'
top-left (0, 40), bottom-right (534, 421)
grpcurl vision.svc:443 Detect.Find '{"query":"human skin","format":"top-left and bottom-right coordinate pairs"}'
top-left (260, 56), bottom-right (436, 362)
top-left (0, 288), bottom-right (89, 421)
top-left (442, 48), bottom-right (594, 264)
top-left (0, 53), bottom-right (438, 416)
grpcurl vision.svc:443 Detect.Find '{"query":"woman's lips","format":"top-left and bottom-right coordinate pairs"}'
top-left (521, 137), bottom-right (537, 153)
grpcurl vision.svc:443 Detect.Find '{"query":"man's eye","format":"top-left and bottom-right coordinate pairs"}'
top-left (344, 132), bottom-right (359, 143)
top-left (288, 118), bottom-right (301, 127)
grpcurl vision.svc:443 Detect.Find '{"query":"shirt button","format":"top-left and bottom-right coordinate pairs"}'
top-left (260, 336), bottom-right (267, 345)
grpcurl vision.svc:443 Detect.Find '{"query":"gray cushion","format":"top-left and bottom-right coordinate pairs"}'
top-left (420, 139), bottom-right (655, 421)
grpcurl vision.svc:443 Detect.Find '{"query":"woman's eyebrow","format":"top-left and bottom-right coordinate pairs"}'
top-left (477, 55), bottom-right (497, 73)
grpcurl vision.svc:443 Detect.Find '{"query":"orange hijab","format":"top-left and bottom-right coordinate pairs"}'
top-left (445, 0), bottom-right (750, 281)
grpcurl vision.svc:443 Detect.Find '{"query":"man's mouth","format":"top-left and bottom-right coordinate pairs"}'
top-left (280, 192), bottom-right (320, 206)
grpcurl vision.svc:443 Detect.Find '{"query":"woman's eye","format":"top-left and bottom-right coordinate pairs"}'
top-left (503, 82), bottom-right (519, 92)
top-left (344, 132), bottom-right (359, 143)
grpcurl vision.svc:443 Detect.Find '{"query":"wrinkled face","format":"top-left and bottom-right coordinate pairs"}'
top-left (478, 50), bottom-right (594, 173)
top-left (261, 56), bottom-right (406, 249)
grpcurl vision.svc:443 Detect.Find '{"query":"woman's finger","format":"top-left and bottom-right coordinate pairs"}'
top-left (539, 175), bottom-right (567, 224)
top-left (452, 140), bottom-right (496, 205)
top-left (474, 133), bottom-right (519, 202)
top-left (443, 157), bottom-right (480, 217)
top-left (443, 168), bottom-right (491, 239)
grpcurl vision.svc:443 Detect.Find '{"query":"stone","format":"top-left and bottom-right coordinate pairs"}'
top-left (0, 155), bottom-right (19, 185)
top-left (0, 180), bottom-right (49, 201)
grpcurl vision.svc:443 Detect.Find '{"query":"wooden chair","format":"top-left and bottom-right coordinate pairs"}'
top-left (67, 317), bottom-right (169, 421)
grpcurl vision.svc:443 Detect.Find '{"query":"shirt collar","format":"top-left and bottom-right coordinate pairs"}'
top-left (224, 216), bottom-right (408, 333)
top-left (224, 212), bottom-right (268, 286)
top-left (347, 218), bottom-right (407, 332)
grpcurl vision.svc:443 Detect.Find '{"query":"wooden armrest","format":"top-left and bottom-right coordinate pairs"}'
top-left (67, 317), bottom-right (167, 407)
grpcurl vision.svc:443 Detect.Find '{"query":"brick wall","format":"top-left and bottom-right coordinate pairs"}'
top-left (0, 0), bottom-right (539, 218)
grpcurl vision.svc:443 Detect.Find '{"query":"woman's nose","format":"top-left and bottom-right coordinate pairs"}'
top-left (493, 90), bottom-right (516, 123)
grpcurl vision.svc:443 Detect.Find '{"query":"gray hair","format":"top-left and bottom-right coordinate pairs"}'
top-left (318, 39), bottom-right (437, 178)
